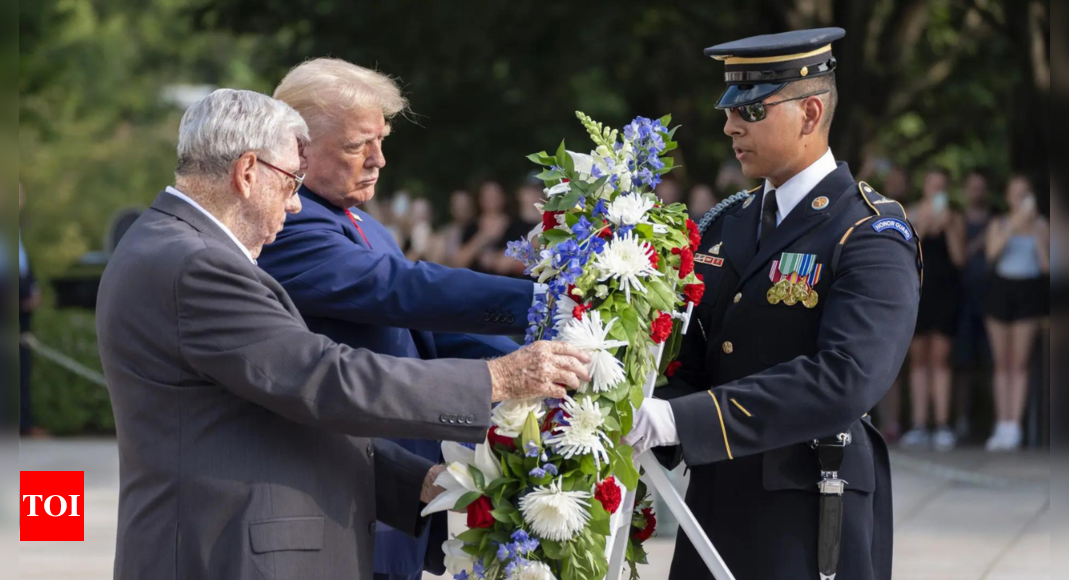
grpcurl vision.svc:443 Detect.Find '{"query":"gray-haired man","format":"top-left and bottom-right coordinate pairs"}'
top-left (96, 89), bottom-right (590, 580)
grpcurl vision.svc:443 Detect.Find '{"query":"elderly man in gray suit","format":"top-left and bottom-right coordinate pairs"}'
top-left (96, 89), bottom-right (589, 580)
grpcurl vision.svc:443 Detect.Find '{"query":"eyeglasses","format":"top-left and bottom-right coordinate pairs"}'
top-left (724, 90), bottom-right (831, 123)
top-left (257, 158), bottom-right (305, 197)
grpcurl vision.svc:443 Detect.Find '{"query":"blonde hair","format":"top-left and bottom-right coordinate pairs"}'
top-left (274, 58), bottom-right (408, 137)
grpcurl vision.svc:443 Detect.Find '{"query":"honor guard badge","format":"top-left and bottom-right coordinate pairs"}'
top-left (768, 253), bottom-right (823, 308)
top-left (695, 253), bottom-right (725, 268)
top-left (711, 242), bottom-right (723, 255)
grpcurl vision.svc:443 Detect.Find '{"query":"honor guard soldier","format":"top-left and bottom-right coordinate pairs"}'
top-left (624, 28), bottom-right (923, 580)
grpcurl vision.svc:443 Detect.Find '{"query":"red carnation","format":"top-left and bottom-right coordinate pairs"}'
top-left (686, 219), bottom-right (701, 252)
top-left (666, 361), bottom-right (683, 378)
top-left (672, 247), bottom-right (695, 279)
top-left (542, 211), bottom-right (562, 232)
top-left (541, 407), bottom-right (563, 433)
top-left (572, 303), bottom-right (591, 321)
top-left (598, 219), bottom-right (613, 239)
top-left (595, 477), bottom-right (623, 515)
top-left (487, 426), bottom-right (516, 450)
top-left (650, 312), bottom-right (674, 344)
top-left (648, 251), bottom-right (660, 270)
top-left (684, 283), bottom-right (705, 305)
top-left (466, 496), bottom-right (495, 529)
top-left (632, 508), bottom-right (658, 542)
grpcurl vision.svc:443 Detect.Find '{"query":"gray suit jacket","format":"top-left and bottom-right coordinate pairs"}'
top-left (96, 191), bottom-right (493, 580)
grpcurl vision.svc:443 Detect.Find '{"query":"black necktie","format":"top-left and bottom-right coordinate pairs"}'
top-left (760, 190), bottom-right (779, 247)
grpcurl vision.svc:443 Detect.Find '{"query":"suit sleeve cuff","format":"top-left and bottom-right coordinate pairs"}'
top-left (670, 391), bottom-right (733, 467)
top-left (373, 441), bottom-right (436, 538)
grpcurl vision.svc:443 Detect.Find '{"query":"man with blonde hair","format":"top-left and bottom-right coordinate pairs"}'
top-left (259, 59), bottom-right (542, 580)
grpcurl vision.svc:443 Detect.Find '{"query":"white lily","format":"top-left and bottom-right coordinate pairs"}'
top-left (443, 540), bottom-right (475, 576)
top-left (545, 182), bottom-right (571, 197)
top-left (420, 438), bottom-right (502, 517)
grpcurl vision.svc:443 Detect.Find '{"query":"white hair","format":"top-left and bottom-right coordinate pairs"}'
top-left (176, 89), bottom-right (310, 177)
top-left (274, 58), bottom-right (408, 137)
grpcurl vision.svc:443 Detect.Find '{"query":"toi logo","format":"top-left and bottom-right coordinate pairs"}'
top-left (20, 471), bottom-right (85, 542)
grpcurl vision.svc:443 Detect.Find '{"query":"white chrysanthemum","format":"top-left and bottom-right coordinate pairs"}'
top-left (508, 561), bottom-right (558, 580)
top-left (443, 540), bottom-right (475, 577)
top-left (558, 311), bottom-right (627, 393)
top-left (544, 396), bottom-right (613, 469)
top-left (519, 478), bottom-right (592, 543)
top-left (606, 194), bottom-right (655, 226)
top-left (491, 398), bottom-right (546, 438)
top-left (593, 232), bottom-right (663, 302)
top-left (552, 293), bottom-right (580, 332)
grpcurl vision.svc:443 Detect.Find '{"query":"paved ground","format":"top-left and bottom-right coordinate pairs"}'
top-left (16, 439), bottom-right (1049, 580)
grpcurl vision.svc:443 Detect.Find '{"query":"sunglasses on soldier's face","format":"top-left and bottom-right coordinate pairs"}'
top-left (724, 90), bottom-right (831, 123)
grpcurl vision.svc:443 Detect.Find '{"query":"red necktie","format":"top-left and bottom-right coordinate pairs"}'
top-left (345, 210), bottom-right (373, 249)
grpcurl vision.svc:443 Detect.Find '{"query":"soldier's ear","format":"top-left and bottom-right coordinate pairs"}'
top-left (800, 96), bottom-right (825, 137)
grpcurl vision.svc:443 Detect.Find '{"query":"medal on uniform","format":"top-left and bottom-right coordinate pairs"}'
top-left (768, 253), bottom-right (823, 308)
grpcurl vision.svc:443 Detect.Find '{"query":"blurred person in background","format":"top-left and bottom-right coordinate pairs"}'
top-left (875, 166), bottom-right (912, 442)
top-left (984, 175), bottom-right (1050, 451)
top-left (715, 161), bottom-right (750, 194)
top-left (483, 180), bottom-right (542, 278)
top-left (432, 190), bottom-right (475, 265)
top-left (0, 187), bottom-right (11, 429)
top-left (450, 180), bottom-right (512, 273)
top-left (687, 183), bottom-right (719, 221)
top-left (403, 198), bottom-right (434, 262)
top-left (953, 172), bottom-right (994, 440)
top-left (18, 184), bottom-right (46, 439)
top-left (902, 169), bottom-right (966, 451)
top-left (654, 176), bottom-right (683, 205)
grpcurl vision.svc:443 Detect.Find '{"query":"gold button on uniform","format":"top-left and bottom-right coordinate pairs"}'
top-left (734, 293), bottom-right (743, 304)
top-left (722, 341), bottom-right (734, 354)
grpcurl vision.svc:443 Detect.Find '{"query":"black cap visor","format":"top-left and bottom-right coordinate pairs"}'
top-left (716, 82), bottom-right (789, 110)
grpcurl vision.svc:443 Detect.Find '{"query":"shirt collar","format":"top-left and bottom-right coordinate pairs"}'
top-left (763, 148), bottom-right (837, 222)
top-left (165, 186), bottom-right (256, 264)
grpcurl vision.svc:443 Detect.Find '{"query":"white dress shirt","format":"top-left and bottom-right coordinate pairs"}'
top-left (760, 148), bottom-right (838, 234)
top-left (166, 186), bottom-right (256, 264)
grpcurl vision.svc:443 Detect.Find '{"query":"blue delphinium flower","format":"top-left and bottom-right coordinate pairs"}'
top-left (543, 463), bottom-right (559, 477)
top-left (497, 543), bottom-right (510, 562)
top-left (593, 199), bottom-right (608, 218)
top-left (525, 441), bottom-right (541, 458)
top-left (571, 216), bottom-right (594, 241)
top-left (454, 571), bottom-right (470, 580)
top-left (528, 466), bottom-right (546, 479)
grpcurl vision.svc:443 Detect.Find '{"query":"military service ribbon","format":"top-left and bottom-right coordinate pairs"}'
top-left (768, 253), bottom-right (823, 308)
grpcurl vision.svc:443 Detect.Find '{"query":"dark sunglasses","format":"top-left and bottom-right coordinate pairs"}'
top-left (257, 158), bottom-right (306, 197)
top-left (723, 89), bottom-right (831, 123)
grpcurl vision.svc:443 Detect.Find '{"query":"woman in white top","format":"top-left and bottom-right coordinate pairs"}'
top-left (983, 175), bottom-right (1050, 451)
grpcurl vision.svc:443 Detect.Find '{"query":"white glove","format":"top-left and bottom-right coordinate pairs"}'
top-left (622, 398), bottom-right (680, 456)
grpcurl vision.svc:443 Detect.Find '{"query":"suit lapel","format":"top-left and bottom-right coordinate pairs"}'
top-left (739, 163), bottom-right (856, 286)
top-left (720, 186), bottom-right (763, 277)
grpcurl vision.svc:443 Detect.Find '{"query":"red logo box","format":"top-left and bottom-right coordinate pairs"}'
top-left (20, 471), bottom-right (85, 542)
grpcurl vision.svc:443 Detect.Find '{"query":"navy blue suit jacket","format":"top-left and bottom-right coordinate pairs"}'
top-left (258, 188), bottom-right (532, 575)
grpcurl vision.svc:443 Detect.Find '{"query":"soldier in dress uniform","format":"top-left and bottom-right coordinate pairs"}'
top-left (624, 28), bottom-right (923, 580)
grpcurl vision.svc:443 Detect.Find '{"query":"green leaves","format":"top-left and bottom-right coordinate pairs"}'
top-left (454, 490), bottom-right (483, 511)
top-left (610, 444), bottom-right (640, 490)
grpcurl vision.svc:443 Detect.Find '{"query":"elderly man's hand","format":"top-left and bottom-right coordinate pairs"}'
top-left (487, 341), bottom-right (591, 402)
top-left (420, 464), bottom-right (448, 504)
